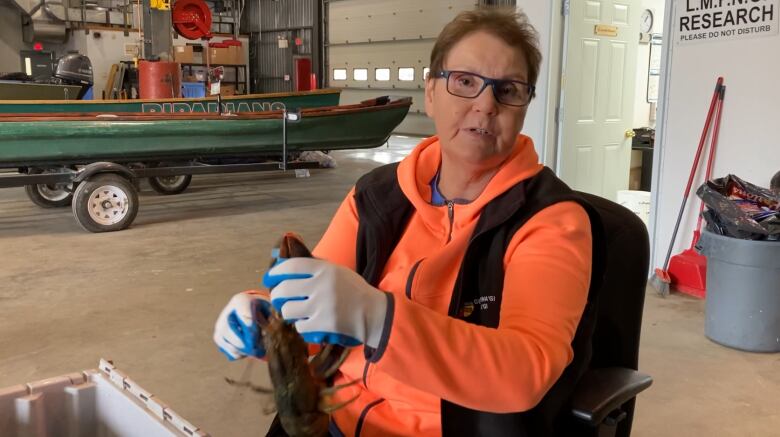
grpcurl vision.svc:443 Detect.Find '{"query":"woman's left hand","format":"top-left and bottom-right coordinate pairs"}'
top-left (263, 258), bottom-right (390, 348)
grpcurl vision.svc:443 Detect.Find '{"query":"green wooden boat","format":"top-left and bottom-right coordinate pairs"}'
top-left (0, 88), bottom-right (341, 114)
top-left (0, 96), bottom-right (411, 168)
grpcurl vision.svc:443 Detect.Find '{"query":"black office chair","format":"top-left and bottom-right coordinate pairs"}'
top-left (567, 192), bottom-right (653, 437)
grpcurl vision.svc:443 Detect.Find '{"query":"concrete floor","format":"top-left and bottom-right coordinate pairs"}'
top-left (0, 136), bottom-right (777, 436)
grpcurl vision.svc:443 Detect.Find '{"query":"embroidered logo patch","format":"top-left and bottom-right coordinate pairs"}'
top-left (458, 295), bottom-right (497, 318)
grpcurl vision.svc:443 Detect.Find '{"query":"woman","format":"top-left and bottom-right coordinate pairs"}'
top-left (215, 8), bottom-right (599, 437)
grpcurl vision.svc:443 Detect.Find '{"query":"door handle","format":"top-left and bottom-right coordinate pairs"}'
top-left (625, 129), bottom-right (636, 138)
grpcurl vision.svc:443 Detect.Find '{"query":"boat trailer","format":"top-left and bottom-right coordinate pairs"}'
top-left (0, 110), bottom-right (322, 233)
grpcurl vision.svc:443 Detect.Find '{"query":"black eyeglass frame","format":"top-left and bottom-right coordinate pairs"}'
top-left (431, 70), bottom-right (536, 107)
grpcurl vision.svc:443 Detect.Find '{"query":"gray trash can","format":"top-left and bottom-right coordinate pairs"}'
top-left (698, 230), bottom-right (780, 352)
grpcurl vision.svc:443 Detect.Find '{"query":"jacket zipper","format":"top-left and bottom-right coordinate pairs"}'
top-left (447, 214), bottom-right (511, 317)
top-left (446, 200), bottom-right (455, 243)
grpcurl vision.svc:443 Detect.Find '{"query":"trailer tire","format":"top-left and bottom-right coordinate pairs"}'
top-left (72, 173), bottom-right (139, 233)
top-left (148, 174), bottom-right (192, 195)
top-left (24, 183), bottom-right (73, 208)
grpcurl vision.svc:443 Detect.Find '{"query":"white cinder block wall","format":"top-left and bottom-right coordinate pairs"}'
top-left (633, 0), bottom-right (666, 128)
top-left (651, 2), bottom-right (780, 268)
top-left (516, 2), bottom-right (553, 159)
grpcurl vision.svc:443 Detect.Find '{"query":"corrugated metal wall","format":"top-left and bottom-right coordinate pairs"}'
top-left (247, 0), bottom-right (321, 93)
top-left (326, 0), bottom-right (514, 135)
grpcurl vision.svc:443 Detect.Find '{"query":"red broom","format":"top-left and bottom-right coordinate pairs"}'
top-left (667, 84), bottom-right (725, 298)
top-left (651, 77), bottom-right (723, 297)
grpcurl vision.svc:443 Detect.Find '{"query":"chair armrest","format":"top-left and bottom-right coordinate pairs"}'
top-left (571, 367), bottom-right (653, 426)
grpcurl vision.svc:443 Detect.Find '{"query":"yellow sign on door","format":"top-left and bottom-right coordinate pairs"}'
top-left (594, 24), bottom-right (619, 37)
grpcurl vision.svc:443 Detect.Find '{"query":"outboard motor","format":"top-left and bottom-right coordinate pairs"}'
top-left (53, 54), bottom-right (93, 99)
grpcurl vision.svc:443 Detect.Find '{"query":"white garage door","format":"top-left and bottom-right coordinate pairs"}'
top-left (326, 0), bottom-right (481, 136)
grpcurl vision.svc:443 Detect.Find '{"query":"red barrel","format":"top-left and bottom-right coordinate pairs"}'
top-left (139, 60), bottom-right (181, 99)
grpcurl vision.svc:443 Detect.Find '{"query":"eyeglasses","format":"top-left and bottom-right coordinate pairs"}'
top-left (431, 70), bottom-right (535, 107)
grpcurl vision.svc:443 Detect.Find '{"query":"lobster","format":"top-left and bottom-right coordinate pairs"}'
top-left (227, 233), bottom-right (356, 437)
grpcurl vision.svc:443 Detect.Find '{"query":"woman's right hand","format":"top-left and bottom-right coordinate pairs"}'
top-left (213, 290), bottom-right (272, 360)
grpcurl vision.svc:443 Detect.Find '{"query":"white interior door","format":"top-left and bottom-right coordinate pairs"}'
top-left (557, 0), bottom-right (640, 201)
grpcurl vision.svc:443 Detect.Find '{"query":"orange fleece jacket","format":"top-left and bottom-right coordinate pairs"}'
top-left (311, 135), bottom-right (592, 437)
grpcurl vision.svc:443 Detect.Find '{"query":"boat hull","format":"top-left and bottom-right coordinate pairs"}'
top-left (0, 98), bottom-right (410, 167)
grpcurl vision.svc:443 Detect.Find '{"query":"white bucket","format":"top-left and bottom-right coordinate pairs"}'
top-left (617, 190), bottom-right (651, 227)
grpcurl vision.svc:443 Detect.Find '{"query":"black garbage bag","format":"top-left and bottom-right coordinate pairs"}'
top-left (696, 174), bottom-right (780, 240)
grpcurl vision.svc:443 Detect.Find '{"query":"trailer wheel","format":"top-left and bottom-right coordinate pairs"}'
top-left (24, 183), bottom-right (73, 208)
top-left (72, 174), bottom-right (138, 233)
top-left (148, 174), bottom-right (192, 195)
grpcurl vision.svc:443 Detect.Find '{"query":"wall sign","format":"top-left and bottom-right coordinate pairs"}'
top-left (124, 44), bottom-right (140, 57)
top-left (677, 0), bottom-right (779, 45)
top-left (647, 34), bottom-right (663, 102)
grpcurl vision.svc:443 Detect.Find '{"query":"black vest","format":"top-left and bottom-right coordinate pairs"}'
top-left (353, 164), bottom-right (606, 437)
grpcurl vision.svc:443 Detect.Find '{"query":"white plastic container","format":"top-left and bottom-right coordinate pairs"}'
top-left (0, 359), bottom-right (208, 437)
top-left (617, 190), bottom-right (651, 227)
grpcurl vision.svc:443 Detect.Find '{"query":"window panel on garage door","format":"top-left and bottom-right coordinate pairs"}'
top-left (326, 0), bottom-right (479, 135)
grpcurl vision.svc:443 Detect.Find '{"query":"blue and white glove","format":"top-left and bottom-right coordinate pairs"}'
top-left (263, 258), bottom-right (389, 348)
top-left (213, 290), bottom-right (273, 360)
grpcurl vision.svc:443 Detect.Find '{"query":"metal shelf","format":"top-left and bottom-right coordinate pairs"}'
top-left (180, 64), bottom-right (248, 95)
